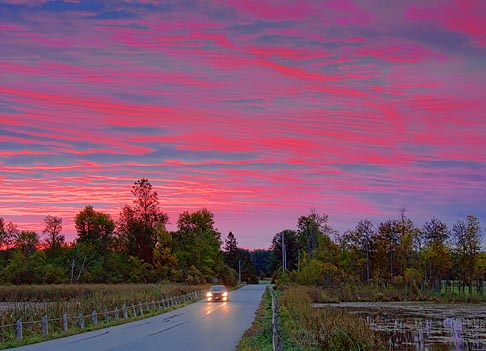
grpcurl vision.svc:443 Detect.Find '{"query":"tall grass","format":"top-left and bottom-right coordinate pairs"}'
top-left (278, 285), bottom-right (386, 351)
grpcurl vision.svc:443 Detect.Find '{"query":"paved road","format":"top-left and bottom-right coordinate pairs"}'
top-left (13, 284), bottom-right (267, 351)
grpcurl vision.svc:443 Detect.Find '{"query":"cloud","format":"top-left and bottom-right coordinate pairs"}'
top-left (0, 0), bottom-right (484, 247)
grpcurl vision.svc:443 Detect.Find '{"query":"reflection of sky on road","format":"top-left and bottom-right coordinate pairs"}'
top-left (314, 302), bottom-right (486, 350)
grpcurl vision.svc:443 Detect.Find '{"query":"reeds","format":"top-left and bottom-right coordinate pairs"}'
top-left (278, 285), bottom-right (386, 351)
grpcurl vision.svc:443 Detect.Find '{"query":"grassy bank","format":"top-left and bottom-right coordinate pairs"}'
top-left (236, 287), bottom-right (273, 351)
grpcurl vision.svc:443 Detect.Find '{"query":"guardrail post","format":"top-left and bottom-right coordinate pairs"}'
top-left (138, 302), bottom-right (143, 316)
top-left (132, 304), bottom-right (137, 317)
top-left (41, 315), bottom-right (48, 336)
top-left (79, 313), bottom-right (85, 329)
top-left (16, 320), bottom-right (22, 341)
top-left (92, 310), bottom-right (97, 326)
top-left (122, 304), bottom-right (128, 319)
top-left (114, 307), bottom-right (119, 320)
top-left (63, 313), bottom-right (68, 331)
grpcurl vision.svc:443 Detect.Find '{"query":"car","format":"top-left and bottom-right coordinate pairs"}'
top-left (206, 285), bottom-right (229, 302)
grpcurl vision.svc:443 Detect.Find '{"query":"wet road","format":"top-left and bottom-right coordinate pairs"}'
top-left (13, 284), bottom-right (267, 351)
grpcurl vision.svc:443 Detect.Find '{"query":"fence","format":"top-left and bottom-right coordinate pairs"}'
top-left (1, 290), bottom-right (204, 343)
top-left (271, 289), bottom-right (283, 351)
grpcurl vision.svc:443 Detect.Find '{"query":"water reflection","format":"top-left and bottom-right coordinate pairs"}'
top-left (315, 302), bottom-right (486, 351)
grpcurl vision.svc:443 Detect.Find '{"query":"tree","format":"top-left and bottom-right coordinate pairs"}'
top-left (374, 219), bottom-right (400, 284)
top-left (117, 179), bottom-right (169, 263)
top-left (75, 205), bottom-right (115, 253)
top-left (338, 220), bottom-right (376, 284)
top-left (13, 231), bottom-right (40, 256)
top-left (0, 218), bottom-right (18, 250)
top-left (297, 210), bottom-right (332, 259)
top-left (271, 229), bottom-right (300, 272)
top-left (173, 208), bottom-right (223, 282)
top-left (452, 214), bottom-right (482, 293)
top-left (223, 231), bottom-right (240, 271)
top-left (43, 215), bottom-right (64, 252)
top-left (250, 249), bottom-right (273, 278)
top-left (422, 217), bottom-right (451, 291)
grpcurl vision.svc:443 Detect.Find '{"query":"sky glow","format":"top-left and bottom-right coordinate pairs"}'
top-left (1, 0), bottom-right (485, 248)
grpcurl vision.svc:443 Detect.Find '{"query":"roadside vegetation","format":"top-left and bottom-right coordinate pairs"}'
top-left (236, 287), bottom-right (273, 351)
top-left (0, 283), bottom-right (205, 348)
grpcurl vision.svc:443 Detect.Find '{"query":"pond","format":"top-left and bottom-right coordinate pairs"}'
top-left (313, 301), bottom-right (486, 351)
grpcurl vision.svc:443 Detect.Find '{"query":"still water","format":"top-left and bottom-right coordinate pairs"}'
top-left (315, 301), bottom-right (486, 351)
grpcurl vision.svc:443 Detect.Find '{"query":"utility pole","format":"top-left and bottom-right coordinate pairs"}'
top-left (281, 232), bottom-right (287, 271)
top-left (238, 260), bottom-right (241, 283)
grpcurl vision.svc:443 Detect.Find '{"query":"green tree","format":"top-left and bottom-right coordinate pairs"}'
top-left (223, 231), bottom-right (240, 272)
top-left (374, 219), bottom-right (400, 284)
top-left (453, 214), bottom-right (482, 293)
top-left (153, 225), bottom-right (178, 280)
top-left (117, 178), bottom-right (169, 263)
top-left (0, 219), bottom-right (18, 249)
top-left (271, 229), bottom-right (300, 272)
top-left (13, 231), bottom-right (39, 256)
top-left (238, 248), bottom-right (259, 284)
top-left (297, 210), bottom-right (332, 259)
top-left (339, 220), bottom-right (376, 284)
top-left (250, 249), bottom-right (272, 277)
top-left (173, 208), bottom-right (223, 282)
top-left (1, 250), bottom-right (47, 284)
top-left (75, 205), bottom-right (115, 254)
top-left (422, 217), bottom-right (451, 291)
top-left (43, 215), bottom-right (64, 252)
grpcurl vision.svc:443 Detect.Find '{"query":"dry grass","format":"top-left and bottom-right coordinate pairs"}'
top-left (278, 285), bottom-right (386, 351)
top-left (0, 283), bottom-right (206, 346)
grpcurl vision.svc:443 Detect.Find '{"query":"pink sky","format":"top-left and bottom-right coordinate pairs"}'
top-left (1, 0), bottom-right (485, 248)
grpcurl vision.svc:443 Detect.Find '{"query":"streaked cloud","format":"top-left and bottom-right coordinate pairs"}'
top-left (1, 0), bottom-right (484, 248)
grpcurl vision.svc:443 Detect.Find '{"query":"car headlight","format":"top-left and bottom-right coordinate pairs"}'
top-left (206, 292), bottom-right (213, 297)
top-left (222, 292), bottom-right (228, 297)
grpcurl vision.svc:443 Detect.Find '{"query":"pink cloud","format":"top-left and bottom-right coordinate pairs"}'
top-left (406, 0), bottom-right (486, 47)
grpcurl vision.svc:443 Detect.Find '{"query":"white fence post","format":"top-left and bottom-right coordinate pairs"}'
top-left (114, 307), bottom-right (119, 320)
top-left (92, 310), bottom-right (97, 326)
top-left (16, 320), bottom-right (22, 341)
top-left (122, 304), bottom-right (128, 319)
top-left (79, 313), bottom-right (85, 329)
top-left (138, 303), bottom-right (143, 316)
top-left (63, 313), bottom-right (68, 331)
top-left (41, 315), bottom-right (48, 336)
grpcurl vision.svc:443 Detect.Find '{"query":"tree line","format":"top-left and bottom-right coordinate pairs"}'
top-left (270, 210), bottom-right (485, 295)
top-left (1, 179), bottom-right (484, 292)
top-left (0, 179), bottom-right (255, 285)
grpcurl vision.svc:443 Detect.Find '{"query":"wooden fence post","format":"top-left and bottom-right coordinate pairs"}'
top-left (41, 315), bottom-right (48, 336)
top-left (92, 310), bottom-right (97, 326)
top-left (122, 304), bottom-right (128, 319)
top-left (138, 303), bottom-right (143, 316)
top-left (104, 309), bottom-right (109, 323)
top-left (132, 304), bottom-right (136, 317)
top-left (16, 320), bottom-right (22, 341)
top-left (63, 313), bottom-right (68, 332)
top-left (114, 307), bottom-right (119, 320)
top-left (79, 313), bottom-right (85, 329)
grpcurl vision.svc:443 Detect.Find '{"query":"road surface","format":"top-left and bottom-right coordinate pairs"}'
top-left (13, 284), bottom-right (267, 351)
